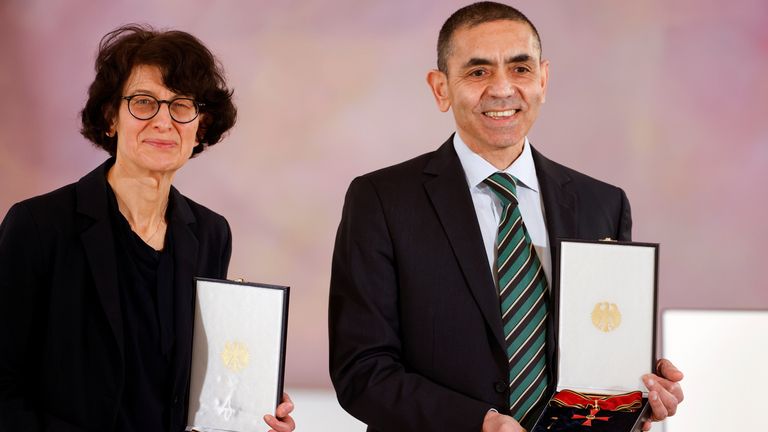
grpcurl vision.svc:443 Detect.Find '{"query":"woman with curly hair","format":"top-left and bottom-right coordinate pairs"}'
top-left (0, 25), bottom-right (294, 432)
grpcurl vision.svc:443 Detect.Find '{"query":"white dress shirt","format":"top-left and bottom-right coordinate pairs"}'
top-left (453, 133), bottom-right (552, 287)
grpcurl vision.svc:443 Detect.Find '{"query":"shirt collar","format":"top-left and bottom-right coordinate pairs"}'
top-left (453, 132), bottom-right (540, 193)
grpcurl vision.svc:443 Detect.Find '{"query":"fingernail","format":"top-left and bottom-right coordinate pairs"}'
top-left (651, 392), bottom-right (658, 401)
top-left (647, 378), bottom-right (655, 386)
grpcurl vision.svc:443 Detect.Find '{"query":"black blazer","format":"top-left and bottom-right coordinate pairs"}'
top-left (0, 160), bottom-right (232, 432)
top-left (329, 138), bottom-right (631, 432)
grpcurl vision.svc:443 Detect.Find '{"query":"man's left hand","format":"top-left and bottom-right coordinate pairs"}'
top-left (641, 358), bottom-right (684, 431)
top-left (264, 392), bottom-right (296, 432)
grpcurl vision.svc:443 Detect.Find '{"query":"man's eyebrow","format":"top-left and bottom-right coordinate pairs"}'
top-left (462, 53), bottom-right (534, 68)
top-left (507, 53), bottom-right (533, 63)
top-left (463, 57), bottom-right (494, 68)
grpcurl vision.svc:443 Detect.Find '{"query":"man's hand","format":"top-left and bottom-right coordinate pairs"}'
top-left (641, 358), bottom-right (684, 431)
top-left (264, 392), bottom-right (296, 432)
top-left (482, 409), bottom-right (526, 432)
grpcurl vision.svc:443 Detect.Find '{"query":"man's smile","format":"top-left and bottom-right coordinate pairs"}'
top-left (482, 109), bottom-right (520, 119)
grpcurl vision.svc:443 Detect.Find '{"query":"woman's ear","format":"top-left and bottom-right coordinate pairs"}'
top-left (103, 106), bottom-right (117, 138)
top-left (195, 113), bottom-right (207, 144)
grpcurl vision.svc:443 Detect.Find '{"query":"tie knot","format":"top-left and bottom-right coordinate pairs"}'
top-left (483, 172), bottom-right (519, 206)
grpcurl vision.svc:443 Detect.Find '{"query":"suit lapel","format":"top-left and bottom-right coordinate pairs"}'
top-left (423, 139), bottom-right (507, 352)
top-left (168, 186), bottom-right (199, 395)
top-left (76, 159), bottom-right (124, 359)
top-left (532, 146), bottom-right (577, 250)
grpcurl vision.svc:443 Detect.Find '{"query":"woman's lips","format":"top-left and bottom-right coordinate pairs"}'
top-left (144, 139), bottom-right (176, 148)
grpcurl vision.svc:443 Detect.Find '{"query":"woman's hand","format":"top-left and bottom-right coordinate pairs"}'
top-left (264, 392), bottom-right (295, 432)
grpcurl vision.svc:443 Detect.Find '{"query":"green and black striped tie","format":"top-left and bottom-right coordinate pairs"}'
top-left (483, 172), bottom-right (549, 423)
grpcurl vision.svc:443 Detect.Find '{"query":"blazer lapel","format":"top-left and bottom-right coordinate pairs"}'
top-left (168, 186), bottom-right (199, 396)
top-left (423, 138), bottom-right (507, 352)
top-left (532, 146), bottom-right (577, 251)
top-left (76, 159), bottom-right (124, 359)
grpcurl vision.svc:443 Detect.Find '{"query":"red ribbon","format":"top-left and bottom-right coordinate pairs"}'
top-left (551, 389), bottom-right (642, 412)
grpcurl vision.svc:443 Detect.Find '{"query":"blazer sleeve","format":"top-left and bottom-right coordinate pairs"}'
top-left (0, 204), bottom-right (89, 432)
top-left (617, 188), bottom-right (632, 241)
top-left (329, 177), bottom-right (491, 432)
top-left (220, 217), bottom-right (233, 278)
top-left (0, 203), bottom-right (45, 431)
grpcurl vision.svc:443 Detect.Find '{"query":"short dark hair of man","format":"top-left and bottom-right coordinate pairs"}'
top-left (80, 24), bottom-right (237, 157)
top-left (437, 1), bottom-right (542, 73)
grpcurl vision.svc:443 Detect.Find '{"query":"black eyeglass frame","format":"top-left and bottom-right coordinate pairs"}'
top-left (121, 94), bottom-right (205, 124)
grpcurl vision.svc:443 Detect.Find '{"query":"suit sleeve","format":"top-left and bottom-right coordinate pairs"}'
top-left (0, 203), bottom-right (46, 431)
top-left (617, 188), bottom-right (632, 241)
top-left (220, 217), bottom-right (233, 278)
top-left (0, 204), bottom-right (90, 432)
top-left (329, 177), bottom-right (491, 432)
top-left (0, 204), bottom-right (95, 432)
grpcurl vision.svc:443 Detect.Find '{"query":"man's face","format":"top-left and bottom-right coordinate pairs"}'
top-left (428, 20), bottom-right (548, 159)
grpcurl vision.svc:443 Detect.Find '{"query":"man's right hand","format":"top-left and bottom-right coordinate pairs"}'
top-left (482, 410), bottom-right (526, 432)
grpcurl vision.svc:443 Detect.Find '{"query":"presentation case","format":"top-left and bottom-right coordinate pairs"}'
top-left (531, 240), bottom-right (658, 432)
top-left (186, 278), bottom-right (289, 432)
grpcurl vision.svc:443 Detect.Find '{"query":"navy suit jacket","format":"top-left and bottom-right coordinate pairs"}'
top-left (0, 160), bottom-right (231, 431)
top-left (329, 138), bottom-right (631, 432)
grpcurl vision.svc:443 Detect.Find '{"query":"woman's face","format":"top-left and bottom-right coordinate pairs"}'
top-left (110, 64), bottom-right (201, 175)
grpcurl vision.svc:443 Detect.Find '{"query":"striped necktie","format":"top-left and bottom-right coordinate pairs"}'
top-left (483, 172), bottom-right (549, 423)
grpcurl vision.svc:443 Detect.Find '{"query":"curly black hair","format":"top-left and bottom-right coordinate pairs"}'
top-left (80, 24), bottom-right (236, 156)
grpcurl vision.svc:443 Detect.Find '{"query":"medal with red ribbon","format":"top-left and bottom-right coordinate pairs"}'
top-left (550, 390), bottom-right (643, 427)
top-left (571, 407), bottom-right (610, 426)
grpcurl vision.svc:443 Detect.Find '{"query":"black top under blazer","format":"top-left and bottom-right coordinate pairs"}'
top-left (329, 137), bottom-right (632, 432)
top-left (0, 159), bottom-right (232, 432)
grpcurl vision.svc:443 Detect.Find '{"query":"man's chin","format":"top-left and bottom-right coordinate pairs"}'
top-left (485, 135), bottom-right (526, 151)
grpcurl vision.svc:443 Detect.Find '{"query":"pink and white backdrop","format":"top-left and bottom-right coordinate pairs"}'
top-left (1, 0), bottom-right (766, 391)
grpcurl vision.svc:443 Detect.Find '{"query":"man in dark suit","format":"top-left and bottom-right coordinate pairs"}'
top-left (329, 3), bottom-right (683, 432)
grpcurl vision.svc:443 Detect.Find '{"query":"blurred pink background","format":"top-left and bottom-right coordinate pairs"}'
top-left (1, 1), bottom-right (766, 389)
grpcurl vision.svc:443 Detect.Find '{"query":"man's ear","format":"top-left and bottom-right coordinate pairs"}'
top-left (426, 69), bottom-right (451, 112)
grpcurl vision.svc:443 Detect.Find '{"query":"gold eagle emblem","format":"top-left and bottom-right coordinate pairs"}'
top-left (221, 341), bottom-right (250, 372)
top-left (591, 302), bottom-right (621, 332)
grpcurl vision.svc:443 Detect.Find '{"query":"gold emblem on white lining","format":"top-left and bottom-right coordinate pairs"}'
top-left (591, 302), bottom-right (621, 332)
top-left (221, 341), bottom-right (250, 372)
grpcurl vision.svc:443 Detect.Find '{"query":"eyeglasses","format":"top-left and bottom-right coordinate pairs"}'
top-left (122, 94), bottom-right (204, 124)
